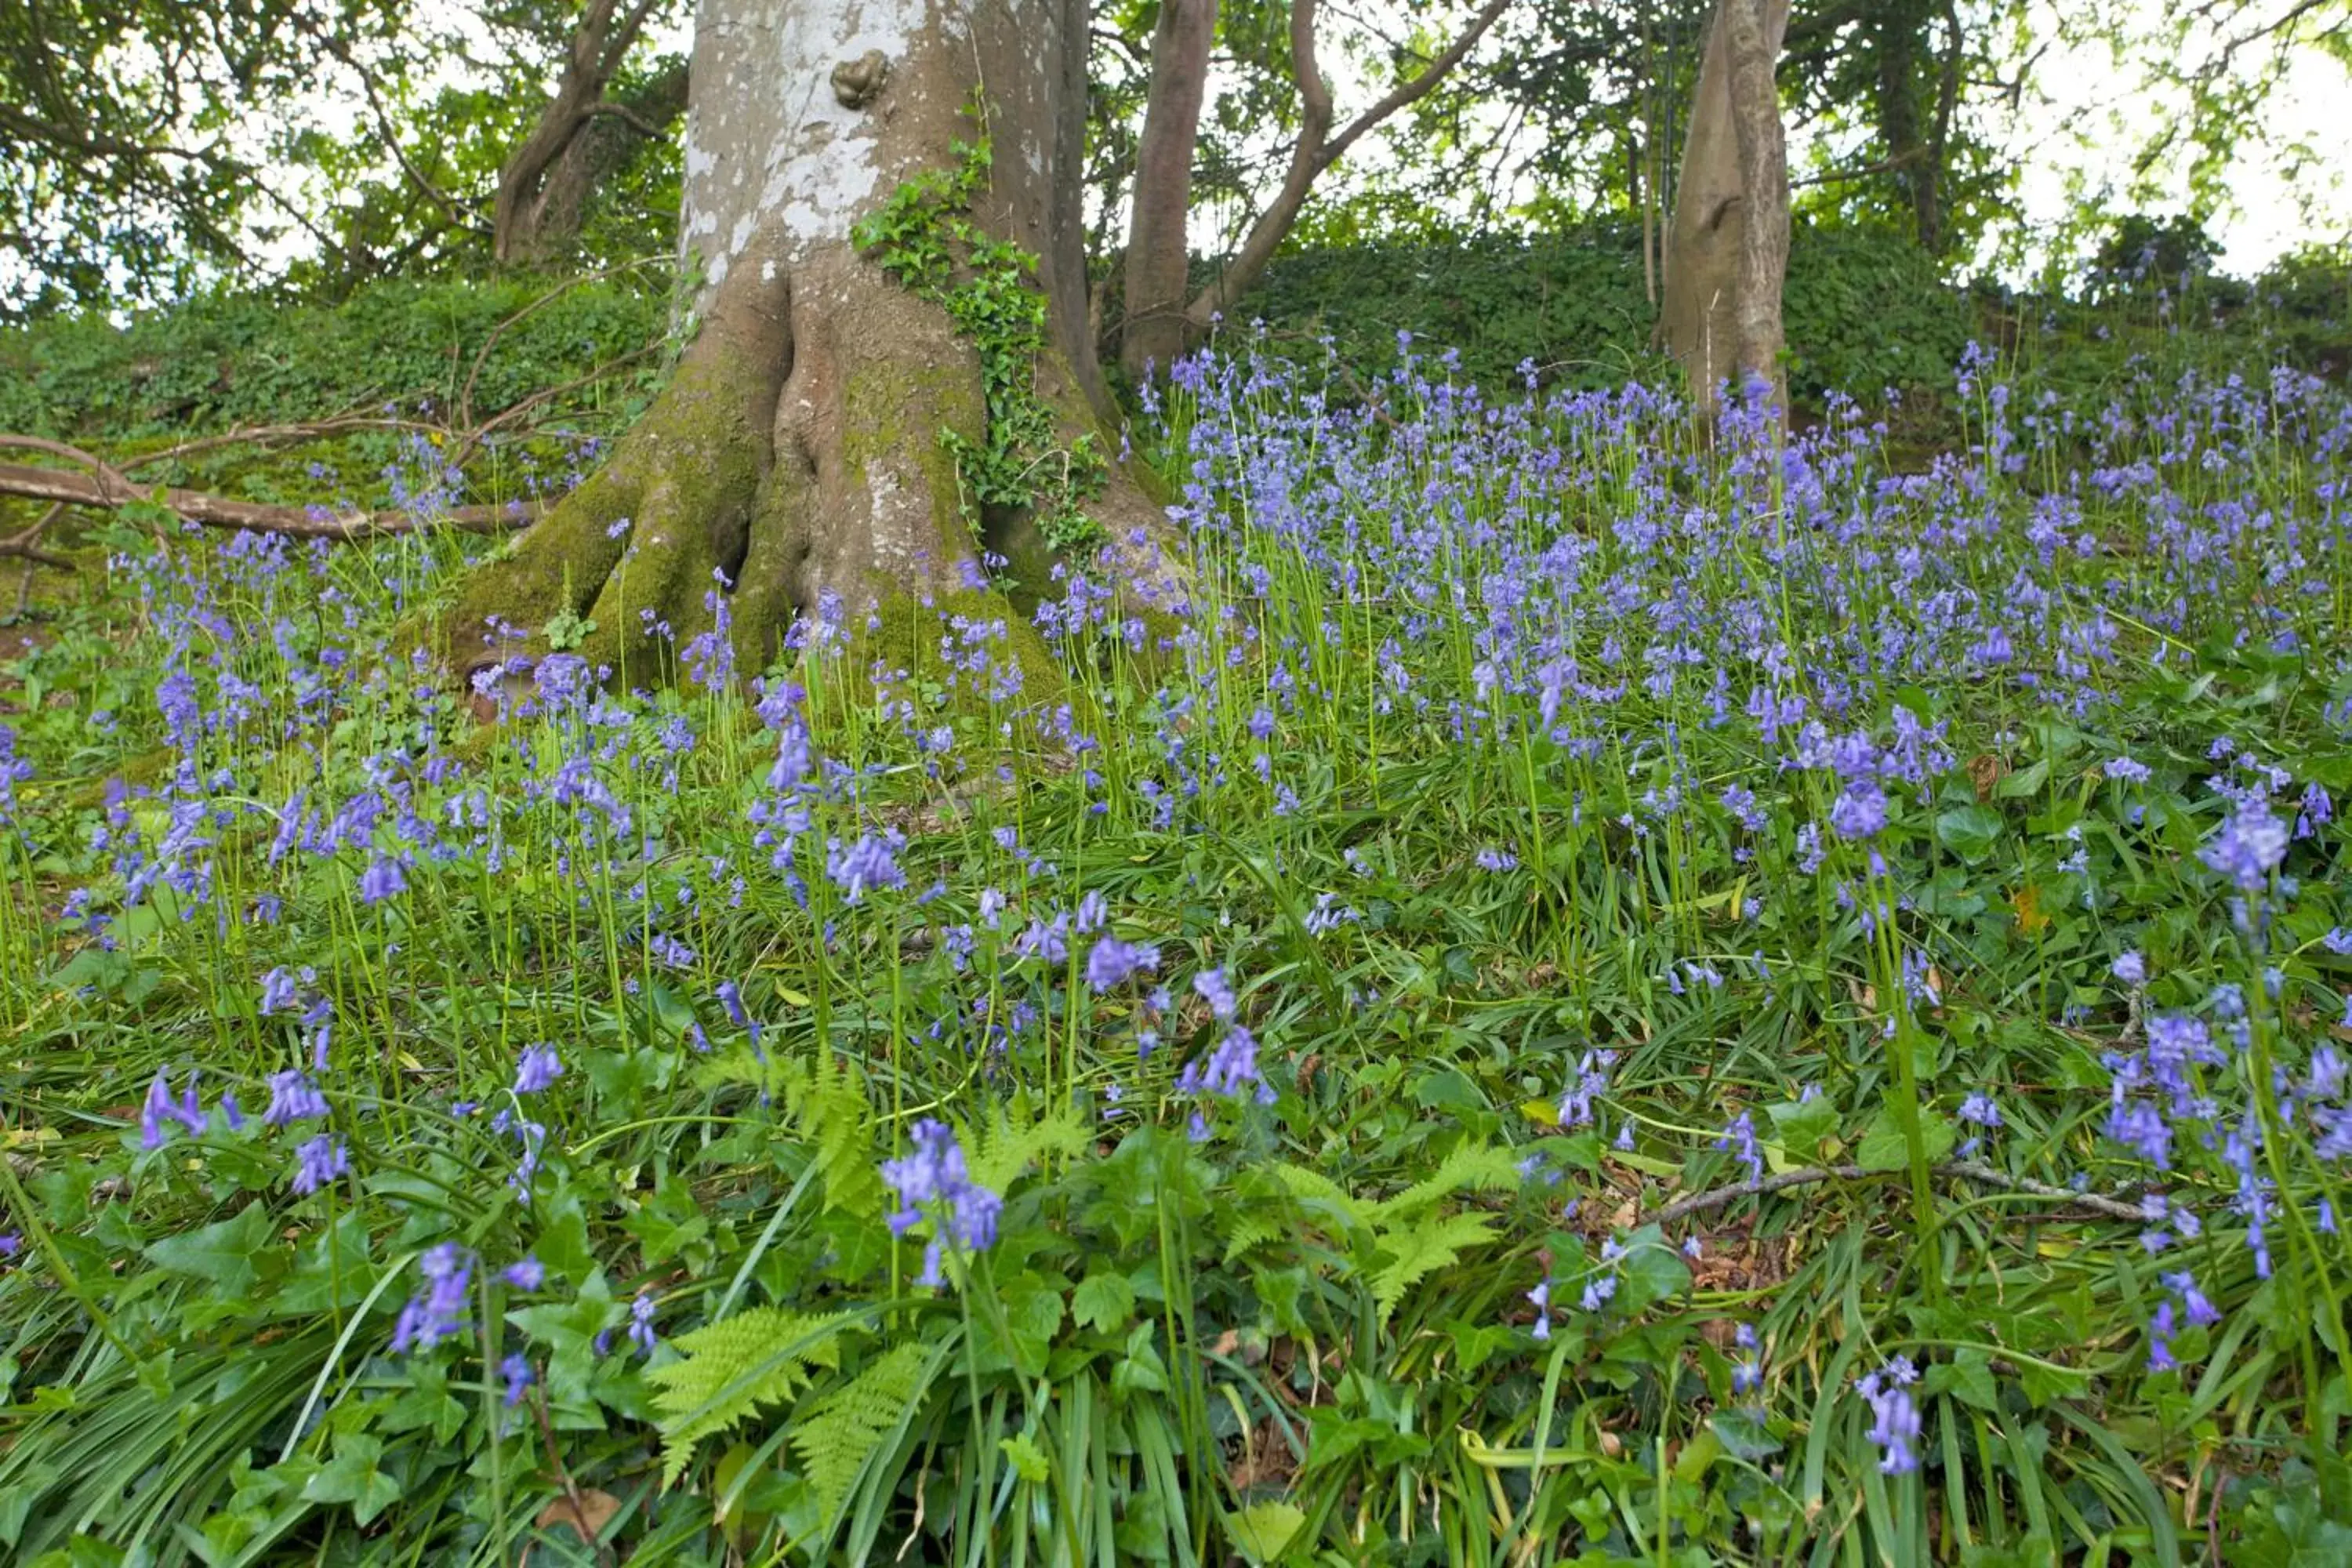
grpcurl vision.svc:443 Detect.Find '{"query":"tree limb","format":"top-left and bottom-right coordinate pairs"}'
top-left (0, 458), bottom-right (542, 541)
top-left (1185, 0), bottom-right (1508, 328)
top-left (1645, 1160), bottom-right (2155, 1227)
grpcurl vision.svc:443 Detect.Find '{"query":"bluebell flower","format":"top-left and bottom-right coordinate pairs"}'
top-left (502, 1256), bottom-right (545, 1291)
top-left (2200, 797), bottom-right (2288, 891)
top-left (629, 1294), bottom-right (659, 1356)
top-left (1717, 1110), bottom-right (1763, 1184)
top-left (880, 1120), bottom-right (1004, 1289)
top-left (290, 1134), bottom-right (348, 1195)
top-left (500, 1353), bottom-right (535, 1407)
top-left (1855, 1358), bottom-right (1921, 1473)
top-left (1525, 1279), bottom-right (1552, 1341)
top-left (390, 1243), bottom-right (474, 1353)
top-left (513, 1044), bottom-right (564, 1095)
top-left (140, 1069), bottom-right (206, 1149)
top-left (1192, 968), bottom-right (1238, 1020)
top-left (1085, 936), bottom-right (1159, 989)
top-left (2112, 950), bottom-right (2146, 985)
top-left (263, 1069), bottom-right (328, 1126)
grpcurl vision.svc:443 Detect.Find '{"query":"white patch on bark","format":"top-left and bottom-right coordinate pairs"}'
top-left (682, 0), bottom-right (948, 295)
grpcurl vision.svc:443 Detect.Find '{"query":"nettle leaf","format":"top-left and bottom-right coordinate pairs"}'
top-left (143, 1202), bottom-right (276, 1301)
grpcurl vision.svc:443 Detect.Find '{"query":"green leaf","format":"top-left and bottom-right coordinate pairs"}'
top-left (1926, 1348), bottom-right (2002, 1412)
top-left (1763, 1096), bottom-right (1840, 1161)
top-left (999, 1433), bottom-right (1051, 1484)
top-left (300, 1434), bottom-right (399, 1524)
top-left (1935, 804), bottom-right (2006, 862)
top-left (1854, 1105), bottom-right (1956, 1174)
top-left (143, 1203), bottom-right (273, 1300)
top-left (644, 1308), bottom-right (853, 1484)
top-left (1709, 1410), bottom-right (1782, 1461)
top-left (1228, 1500), bottom-right (1305, 1564)
top-left (1072, 1270), bottom-right (1137, 1334)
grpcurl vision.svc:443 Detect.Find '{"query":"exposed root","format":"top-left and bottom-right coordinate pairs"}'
top-left (428, 226), bottom-right (1185, 703)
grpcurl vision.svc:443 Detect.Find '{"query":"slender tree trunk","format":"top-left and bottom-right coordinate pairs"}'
top-left (1177, 0), bottom-right (1508, 346)
top-left (1120, 0), bottom-right (1218, 380)
top-left (441, 0), bottom-right (1167, 691)
top-left (492, 0), bottom-right (665, 265)
top-left (1660, 0), bottom-right (1790, 428)
top-left (510, 59), bottom-right (690, 264)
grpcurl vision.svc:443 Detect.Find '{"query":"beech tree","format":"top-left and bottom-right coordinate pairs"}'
top-left (1661, 0), bottom-right (1791, 423)
top-left (440, 0), bottom-right (1171, 689)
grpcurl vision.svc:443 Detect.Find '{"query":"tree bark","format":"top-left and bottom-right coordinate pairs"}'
top-left (1660, 0), bottom-right (1790, 429)
top-left (443, 0), bottom-right (1169, 691)
top-left (1120, 0), bottom-right (1218, 380)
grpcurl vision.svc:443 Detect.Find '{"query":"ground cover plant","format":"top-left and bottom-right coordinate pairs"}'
top-left (3, 334), bottom-right (2352, 1566)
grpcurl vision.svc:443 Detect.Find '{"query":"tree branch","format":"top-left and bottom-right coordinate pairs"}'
top-left (1645, 1160), bottom-right (2155, 1227)
top-left (0, 458), bottom-right (542, 541)
top-left (1186, 0), bottom-right (1506, 328)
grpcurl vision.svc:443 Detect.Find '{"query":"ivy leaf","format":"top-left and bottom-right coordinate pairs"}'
top-left (1935, 804), bottom-right (2005, 862)
top-left (143, 1202), bottom-right (274, 1301)
top-left (1229, 1501), bottom-right (1305, 1565)
top-left (300, 1434), bottom-right (401, 1524)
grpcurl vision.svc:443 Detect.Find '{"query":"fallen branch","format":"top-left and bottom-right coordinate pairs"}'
top-left (0, 503), bottom-right (71, 569)
top-left (1646, 1159), bottom-right (2153, 1226)
top-left (0, 457), bottom-right (543, 542)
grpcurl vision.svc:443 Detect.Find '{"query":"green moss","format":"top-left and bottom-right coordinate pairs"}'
top-left (842, 358), bottom-right (985, 546)
top-left (426, 343), bottom-right (768, 678)
top-left (854, 586), bottom-right (1065, 709)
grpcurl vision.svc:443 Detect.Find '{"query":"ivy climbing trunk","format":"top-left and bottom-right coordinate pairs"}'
top-left (1660, 0), bottom-right (1791, 430)
top-left (442, 0), bottom-right (1169, 690)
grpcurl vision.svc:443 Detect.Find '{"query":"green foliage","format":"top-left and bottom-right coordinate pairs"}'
top-left (5, 284), bottom-right (2352, 1566)
top-left (789, 1340), bottom-right (934, 1525)
top-left (645, 1309), bottom-right (854, 1482)
top-left (855, 110), bottom-right (1108, 556)
top-left (1229, 218), bottom-right (1976, 401)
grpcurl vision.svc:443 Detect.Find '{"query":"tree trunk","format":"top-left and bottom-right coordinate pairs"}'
top-left (1120, 0), bottom-right (1218, 380)
top-left (1660, 0), bottom-right (1791, 428)
top-left (443, 0), bottom-right (1167, 691)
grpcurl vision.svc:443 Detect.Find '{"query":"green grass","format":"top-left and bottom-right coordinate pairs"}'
top-left (1, 325), bottom-right (2350, 1566)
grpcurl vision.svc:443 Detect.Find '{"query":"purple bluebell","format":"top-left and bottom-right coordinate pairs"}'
top-left (1855, 1358), bottom-right (1921, 1473)
top-left (390, 1243), bottom-right (474, 1353)
top-left (513, 1044), bottom-right (564, 1095)
top-left (291, 1134), bottom-right (348, 1195)
top-left (1085, 936), bottom-right (1159, 989)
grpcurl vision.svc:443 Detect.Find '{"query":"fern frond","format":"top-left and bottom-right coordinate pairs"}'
top-left (1369, 1210), bottom-right (1496, 1323)
top-left (792, 1051), bottom-right (884, 1218)
top-left (1377, 1143), bottom-right (1519, 1218)
top-left (792, 1339), bottom-right (935, 1524)
top-left (644, 1308), bottom-right (853, 1484)
top-left (1269, 1162), bottom-right (1370, 1227)
top-left (962, 1099), bottom-right (1087, 1195)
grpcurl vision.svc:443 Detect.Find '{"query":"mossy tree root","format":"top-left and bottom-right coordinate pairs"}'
top-left (431, 230), bottom-right (1178, 702)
